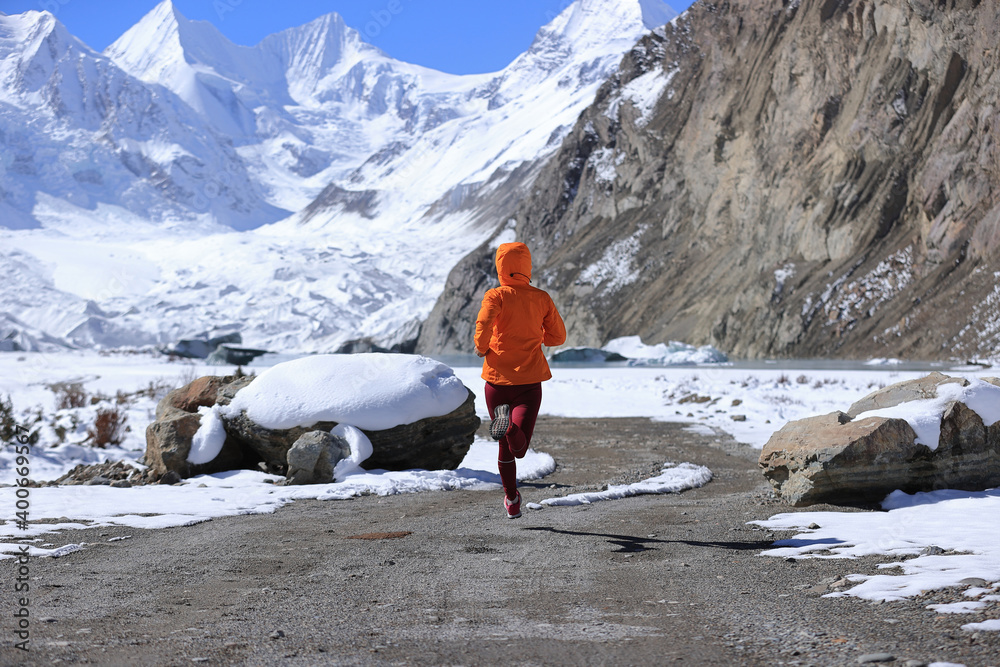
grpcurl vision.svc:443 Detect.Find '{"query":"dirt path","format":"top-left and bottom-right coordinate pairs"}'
top-left (3, 418), bottom-right (998, 666)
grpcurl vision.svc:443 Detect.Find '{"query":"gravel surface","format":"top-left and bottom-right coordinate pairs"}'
top-left (2, 417), bottom-right (998, 666)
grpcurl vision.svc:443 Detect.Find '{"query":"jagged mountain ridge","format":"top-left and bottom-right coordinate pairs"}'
top-left (0, 0), bottom-right (676, 353)
top-left (419, 0), bottom-right (1000, 361)
top-left (0, 9), bottom-right (281, 231)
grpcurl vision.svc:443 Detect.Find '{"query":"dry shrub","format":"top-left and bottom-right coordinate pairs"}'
top-left (87, 407), bottom-right (128, 448)
top-left (51, 382), bottom-right (88, 410)
top-left (0, 394), bottom-right (16, 442)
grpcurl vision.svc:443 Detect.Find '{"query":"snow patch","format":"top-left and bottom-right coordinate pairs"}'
top-left (187, 406), bottom-right (227, 465)
top-left (540, 462), bottom-right (711, 506)
top-left (579, 227), bottom-right (645, 292)
top-left (618, 67), bottom-right (677, 127)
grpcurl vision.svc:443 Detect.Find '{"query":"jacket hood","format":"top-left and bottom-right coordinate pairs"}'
top-left (496, 242), bottom-right (532, 287)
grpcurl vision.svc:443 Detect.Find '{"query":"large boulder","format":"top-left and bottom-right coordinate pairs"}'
top-left (144, 365), bottom-right (480, 483)
top-left (760, 374), bottom-right (1000, 506)
top-left (363, 389), bottom-right (480, 471)
top-left (219, 389), bottom-right (480, 474)
top-left (156, 375), bottom-right (236, 419)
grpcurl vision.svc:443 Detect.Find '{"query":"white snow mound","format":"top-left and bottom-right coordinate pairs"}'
top-left (220, 354), bottom-right (470, 431)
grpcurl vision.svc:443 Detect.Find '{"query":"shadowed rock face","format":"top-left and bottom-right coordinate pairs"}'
top-left (759, 374), bottom-right (1000, 506)
top-left (419, 0), bottom-right (1000, 360)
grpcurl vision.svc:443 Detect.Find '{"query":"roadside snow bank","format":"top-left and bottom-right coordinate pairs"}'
top-left (753, 488), bottom-right (1000, 603)
top-left (540, 462), bottom-right (712, 506)
top-left (0, 439), bottom-right (556, 558)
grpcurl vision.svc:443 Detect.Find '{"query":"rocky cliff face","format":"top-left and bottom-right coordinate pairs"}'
top-left (419, 0), bottom-right (1000, 360)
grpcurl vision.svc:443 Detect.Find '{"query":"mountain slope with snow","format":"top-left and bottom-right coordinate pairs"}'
top-left (0, 0), bottom-right (675, 353)
top-left (424, 0), bottom-right (1000, 362)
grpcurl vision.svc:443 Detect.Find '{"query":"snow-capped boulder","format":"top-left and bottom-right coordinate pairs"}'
top-left (144, 355), bottom-right (480, 482)
top-left (216, 355), bottom-right (480, 474)
top-left (759, 374), bottom-right (1000, 506)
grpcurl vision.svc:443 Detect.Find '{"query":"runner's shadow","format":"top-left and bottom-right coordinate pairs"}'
top-left (525, 526), bottom-right (774, 553)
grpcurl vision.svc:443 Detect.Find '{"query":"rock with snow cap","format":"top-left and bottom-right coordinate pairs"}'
top-left (220, 388), bottom-right (479, 474)
top-left (144, 354), bottom-right (481, 479)
top-left (760, 373), bottom-right (1000, 506)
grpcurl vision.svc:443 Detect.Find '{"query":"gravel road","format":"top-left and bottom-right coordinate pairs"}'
top-left (2, 417), bottom-right (998, 666)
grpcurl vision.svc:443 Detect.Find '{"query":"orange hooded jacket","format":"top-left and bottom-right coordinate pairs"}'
top-left (475, 242), bottom-right (566, 385)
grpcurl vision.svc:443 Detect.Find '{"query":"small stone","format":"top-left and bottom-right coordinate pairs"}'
top-left (730, 414), bottom-right (746, 421)
top-left (159, 471), bottom-right (182, 485)
top-left (857, 652), bottom-right (895, 663)
top-left (84, 476), bottom-right (111, 486)
top-left (269, 630), bottom-right (285, 640)
top-left (959, 577), bottom-right (989, 587)
top-left (110, 480), bottom-right (132, 488)
top-left (808, 523), bottom-right (821, 529)
top-left (921, 545), bottom-right (945, 555)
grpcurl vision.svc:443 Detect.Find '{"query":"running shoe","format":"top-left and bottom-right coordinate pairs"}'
top-left (504, 491), bottom-right (522, 519)
top-left (490, 404), bottom-right (511, 440)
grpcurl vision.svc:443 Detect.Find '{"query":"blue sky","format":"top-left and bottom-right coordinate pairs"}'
top-left (1, 0), bottom-right (694, 74)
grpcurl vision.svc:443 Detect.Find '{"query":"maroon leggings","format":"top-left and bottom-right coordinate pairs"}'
top-left (484, 381), bottom-right (542, 500)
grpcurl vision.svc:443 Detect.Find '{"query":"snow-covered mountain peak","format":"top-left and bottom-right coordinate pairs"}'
top-left (0, 10), bottom-right (101, 95)
top-left (107, 0), bottom-right (294, 91)
top-left (542, 0), bottom-right (675, 54)
top-left (1, 10), bottom-right (80, 60)
top-left (103, 1), bottom-right (192, 81)
top-left (262, 12), bottom-right (361, 68)
top-left (256, 11), bottom-right (391, 104)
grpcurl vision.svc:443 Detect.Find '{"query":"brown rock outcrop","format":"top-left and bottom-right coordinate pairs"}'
top-left (419, 0), bottom-right (1000, 362)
